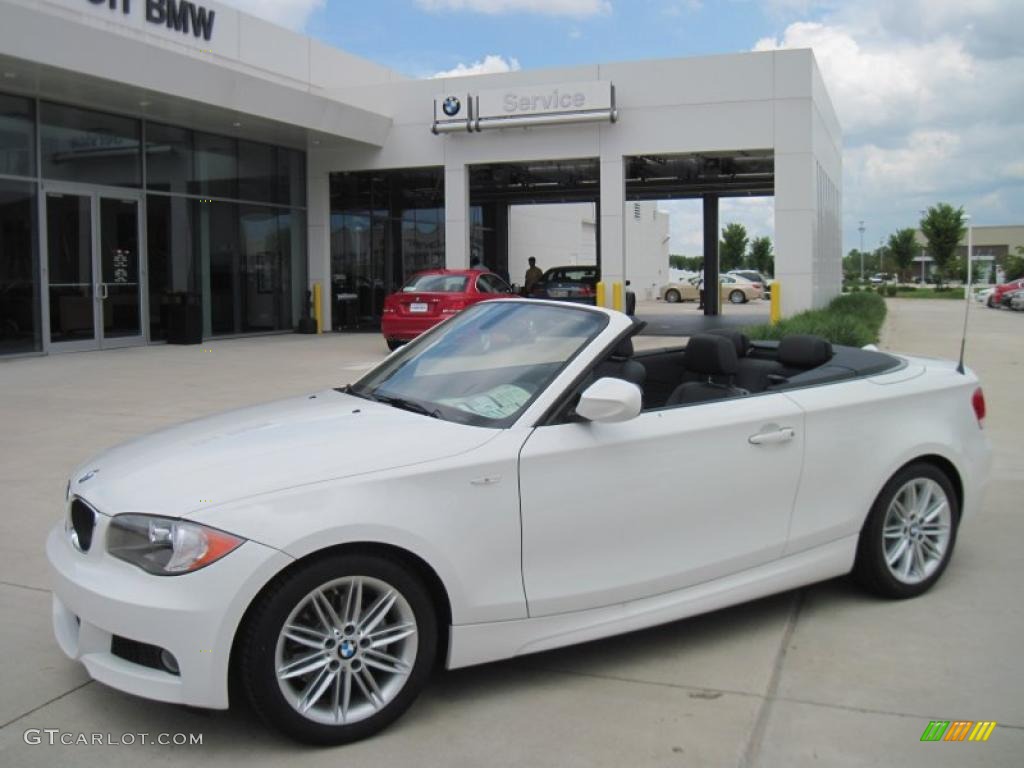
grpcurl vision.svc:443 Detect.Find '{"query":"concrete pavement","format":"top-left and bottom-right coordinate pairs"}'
top-left (0, 299), bottom-right (1021, 765)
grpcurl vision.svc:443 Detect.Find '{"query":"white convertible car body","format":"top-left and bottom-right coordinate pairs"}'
top-left (47, 300), bottom-right (990, 739)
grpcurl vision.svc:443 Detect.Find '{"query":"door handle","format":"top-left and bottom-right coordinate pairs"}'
top-left (748, 427), bottom-right (795, 445)
top-left (96, 283), bottom-right (109, 300)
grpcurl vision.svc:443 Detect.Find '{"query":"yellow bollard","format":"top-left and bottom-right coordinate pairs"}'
top-left (770, 281), bottom-right (781, 325)
top-left (596, 281), bottom-right (606, 309)
top-left (612, 282), bottom-right (624, 312)
top-left (313, 282), bottom-right (323, 334)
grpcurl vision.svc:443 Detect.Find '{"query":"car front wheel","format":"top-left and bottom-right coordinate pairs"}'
top-left (853, 462), bottom-right (959, 599)
top-left (729, 290), bottom-right (746, 304)
top-left (664, 289), bottom-right (681, 303)
top-left (239, 554), bottom-right (437, 745)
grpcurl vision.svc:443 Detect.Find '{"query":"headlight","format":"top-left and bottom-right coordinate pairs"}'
top-left (106, 514), bottom-right (245, 576)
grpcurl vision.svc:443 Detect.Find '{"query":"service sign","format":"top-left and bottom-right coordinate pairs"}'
top-left (477, 81), bottom-right (612, 121)
top-left (432, 81), bottom-right (615, 134)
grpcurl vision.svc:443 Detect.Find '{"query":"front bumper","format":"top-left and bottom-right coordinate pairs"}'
top-left (47, 518), bottom-right (292, 709)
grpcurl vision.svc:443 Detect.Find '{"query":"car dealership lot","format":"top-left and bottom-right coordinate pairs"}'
top-left (1, 299), bottom-right (1021, 766)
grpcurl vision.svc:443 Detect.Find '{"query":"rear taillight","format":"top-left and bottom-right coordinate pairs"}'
top-left (441, 299), bottom-right (467, 315)
top-left (972, 387), bottom-right (986, 427)
top-left (578, 285), bottom-right (595, 297)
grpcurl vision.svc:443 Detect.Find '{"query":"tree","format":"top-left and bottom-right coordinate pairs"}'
top-left (920, 203), bottom-right (966, 288)
top-left (1003, 246), bottom-right (1024, 282)
top-left (886, 228), bottom-right (921, 282)
top-left (748, 236), bottom-right (774, 276)
top-left (669, 254), bottom-right (703, 272)
top-left (718, 223), bottom-right (748, 272)
top-left (843, 249), bottom-right (878, 282)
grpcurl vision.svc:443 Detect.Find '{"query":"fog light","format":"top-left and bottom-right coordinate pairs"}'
top-left (160, 649), bottom-right (180, 675)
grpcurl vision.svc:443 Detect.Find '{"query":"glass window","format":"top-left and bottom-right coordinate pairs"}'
top-left (238, 140), bottom-right (275, 204)
top-left (403, 273), bottom-right (467, 293)
top-left (330, 168), bottom-right (444, 328)
top-left (0, 93), bottom-right (35, 178)
top-left (477, 273), bottom-right (511, 294)
top-left (194, 132), bottom-right (236, 200)
top-left (146, 194), bottom-right (199, 340)
top-left (351, 302), bottom-right (607, 428)
top-left (145, 122), bottom-right (195, 195)
top-left (239, 204), bottom-right (289, 332)
top-left (40, 102), bottom-right (140, 187)
top-left (0, 180), bottom-right (40, 354)
top-left (276, 147), bottom-right (306, 206)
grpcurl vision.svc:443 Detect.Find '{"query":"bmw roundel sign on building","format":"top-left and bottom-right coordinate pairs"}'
top-left (442, 96), bottom-right (461, 117)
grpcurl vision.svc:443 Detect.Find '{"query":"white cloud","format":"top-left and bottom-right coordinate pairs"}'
top-left (415, 0), bottom-right (611, 17)
top-left (750, 2), bottom-right (1024, 250)
top-left (432, 54), bottom-right (522, 78)
top-left (753, 22), bottom-right (975, 135)
top-left (217, 0), bottom-right (325, 31)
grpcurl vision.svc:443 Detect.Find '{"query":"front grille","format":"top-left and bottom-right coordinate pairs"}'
top-left (69, 499), bottom-right (96, 553)
top-left (111, 636), bottom-right (179, 676)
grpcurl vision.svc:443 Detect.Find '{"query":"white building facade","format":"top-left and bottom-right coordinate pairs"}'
top-left (0, 0), bottom-right (841, 355)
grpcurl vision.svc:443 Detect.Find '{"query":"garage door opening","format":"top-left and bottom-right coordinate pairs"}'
top-left (625, 151), bottom-right (774, 327)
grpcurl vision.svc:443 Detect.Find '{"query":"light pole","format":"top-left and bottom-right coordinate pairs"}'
top-left (964, 213), bottom-right (973, 299)
top-left (858, 221), bottom-right (865, 280)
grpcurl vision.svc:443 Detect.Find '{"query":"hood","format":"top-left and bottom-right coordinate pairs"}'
top-left (68, 390), bottom-right (498, 518)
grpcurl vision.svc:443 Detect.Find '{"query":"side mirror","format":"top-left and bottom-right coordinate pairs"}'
top-left (576, 377), bottom-right (642, 423)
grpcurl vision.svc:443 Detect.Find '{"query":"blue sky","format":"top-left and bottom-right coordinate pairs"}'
top-left (223, 0), bottom-right (1024, 258)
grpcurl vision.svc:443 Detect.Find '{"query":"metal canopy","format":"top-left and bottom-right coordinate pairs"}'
top-left (467, 151), bottom-right (773, 205)
top-left (625, 151), bottom-right (774, 201)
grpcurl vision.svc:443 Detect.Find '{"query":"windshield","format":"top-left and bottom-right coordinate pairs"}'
top-left (402, 273), bottom-right (468, 293)
top-left (350, 301), bottom-right (607, 428)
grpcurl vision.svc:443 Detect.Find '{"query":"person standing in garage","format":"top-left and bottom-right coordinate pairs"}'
top-left (524, 257), bottom-right (543, 296)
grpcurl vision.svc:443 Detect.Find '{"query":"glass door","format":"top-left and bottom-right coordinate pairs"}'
top-left (98, 197), bottom-right (142, 344)
top-left (45, 186), bottom-right (144, 351)
top-left (46, 192), bottom-right (96, 348)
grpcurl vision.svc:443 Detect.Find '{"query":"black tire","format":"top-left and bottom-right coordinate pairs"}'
top-left (386, 339), bottom-right (403, 351)
top-left (987, 296), bottom-right (995, 308)
top-left (665, 289), bottom-right (681, 304)
top-left (853, 462), bottom-right (960, 599)
top-left (729, 290), bottom-right (746, 304)
top-left (625, 291), bottom-right (637, 316)
top-left (239, 554), bottom-right (437, 745)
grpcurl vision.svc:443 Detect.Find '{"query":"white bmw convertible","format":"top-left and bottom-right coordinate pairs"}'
top-left (48, 299), bottom-right (990, 744)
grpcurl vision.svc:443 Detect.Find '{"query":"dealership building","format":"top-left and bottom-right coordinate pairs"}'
top-left (0, 0), bottom-right (841, 357)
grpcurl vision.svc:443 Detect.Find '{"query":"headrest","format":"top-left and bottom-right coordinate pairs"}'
top-left (610, 336), bottom-right (634, 359)
top-left (778, 334), bottom-right (833, 368)
top-left (705, 328), bottom-right (750, 358)
top-left (684, 334), bottom-right (738, 376)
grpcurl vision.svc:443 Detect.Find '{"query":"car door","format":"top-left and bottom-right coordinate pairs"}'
top-left (518, 393), bottom-right (805, 617)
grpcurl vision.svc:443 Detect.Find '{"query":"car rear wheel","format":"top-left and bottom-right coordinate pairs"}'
top-left (664, 289), bottom-right (681, 303)
top-left (729, 290), bottom-right (746, 304)
top-left (239, 554), bottom-right (437, 745)
top-left (853, 462), bottom-right (959, 599)
top-left (385, 339), bottom-right (403, 351)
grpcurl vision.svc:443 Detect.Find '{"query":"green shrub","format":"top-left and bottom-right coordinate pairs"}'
top-left (744, 291), bottom-right (886, 347)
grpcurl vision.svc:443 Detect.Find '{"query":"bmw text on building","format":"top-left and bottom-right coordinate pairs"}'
top-left (0, 0), bottom-right (841, 356)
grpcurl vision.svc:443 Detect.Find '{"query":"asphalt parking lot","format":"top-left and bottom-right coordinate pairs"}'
top-left (0, 299), bottom-right (1021, 766)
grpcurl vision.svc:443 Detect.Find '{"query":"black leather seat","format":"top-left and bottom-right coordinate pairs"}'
top-left (592, 337), bottom-right (646, 387)
top-left (667, 334), bottom-right (745, 405)
top-left (777, 334), bottom-right (834, 377)
top-left (705, 328), bottom-right (785, 392)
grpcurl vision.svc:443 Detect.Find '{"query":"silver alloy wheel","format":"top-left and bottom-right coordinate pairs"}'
top-left (274, 575), bottom-right (418, 726)
top-left (730, 290), bottom-right (745, 304)
top-left (665, 289), bottom-right (681, 303)
top-left (882, 478), bottom-right (952, 585)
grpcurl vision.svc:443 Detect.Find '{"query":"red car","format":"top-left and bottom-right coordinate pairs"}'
top-left (990, 278), bottom-right (1024, 307)
top-left (381, 269), bottom-right (514, 350)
